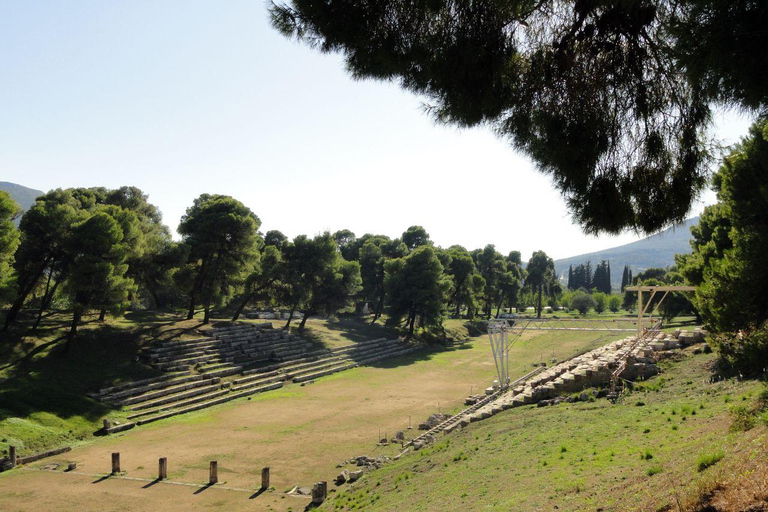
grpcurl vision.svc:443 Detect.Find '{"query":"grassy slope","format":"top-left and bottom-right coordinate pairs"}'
top-left (0, 311), bottom-right (204, 454)
top-left (326, 351), bottom-right (768, 512)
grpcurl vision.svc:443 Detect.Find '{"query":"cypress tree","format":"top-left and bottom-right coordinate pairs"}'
top-left (568, 265), bottom-right (574, 290)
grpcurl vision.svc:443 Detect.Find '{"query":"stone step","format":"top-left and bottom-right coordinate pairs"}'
top-left (287, 359), bottom-right (352, 380)
top-left (117, 377), bottom-right (220, 406)
top-left (102, 374), bottom-right (205, 401)
top-left (154, 353), bottom-right (216, 369)
top-left (232, 370), bottom-right (281, 386)
top-left (199, 365), bottom-right (243, 379)
top-left (329, 338), bottom-right (390, 354)
top-left (92, 372), bottom-right (189, 398)
top-left (136, 381), bottom-right (285, 426)
top-left (293, 362), bottom-right (357, 383)
top-left (279, 354), bottom-right (348, 374)
top-left (291, 346), bottom-right (416, 383)
top-left (129, 382), bottom-right (223, 411)
top-left (285, 343), bottom-right (407, 378)
top-left (230, 374), bottom-right (285, 393)
top-left (153, 337), bottom-right (218, 349)
top-left (148, 349), bottom-right (211, 363)
top-left (127, 388), bottom-right (231, 420)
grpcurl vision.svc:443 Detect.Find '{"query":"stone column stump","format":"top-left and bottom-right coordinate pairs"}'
top-left (311, 482), bottom-right (325, 505)
top-left (158, 457), bottom-right (168, 480)
top-left (261, 466), bottom-right (270, 490)
top-left (209, 461), bottom-right (218, 484)
top-left (111, 452), bottom-right (120, 474)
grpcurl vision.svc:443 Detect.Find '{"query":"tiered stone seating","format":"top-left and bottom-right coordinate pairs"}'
top-left (92, 323), bottom-right (420, 429)
top-left (286, 338), bottom-right (417, 383)
top-left (456, 328), bottom-right (707, 425)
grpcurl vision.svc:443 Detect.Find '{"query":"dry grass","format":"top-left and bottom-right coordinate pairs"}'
top-left (683, 427), bottom-right (768, 512)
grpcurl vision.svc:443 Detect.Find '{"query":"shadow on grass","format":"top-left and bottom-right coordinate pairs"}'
top-left (316, 318), bottom-right (400, 345)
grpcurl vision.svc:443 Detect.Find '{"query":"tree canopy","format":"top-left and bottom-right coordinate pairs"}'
top-left (0, 192), bottom-right (22, 302)
top-left (178, 194), bottom-right (261, 324)
top-left (677, 119), bottom-right (768, 333)
top-left (271, 0), bottom-right (767, 235)
top-left (525, 250), bottom-right (557, 318)
top-left (385, 245), bottom-right (450, 337)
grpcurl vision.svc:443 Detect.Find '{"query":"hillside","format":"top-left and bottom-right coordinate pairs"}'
top-left (325, 350), bottom-right (768, 512)
top-left (0, 182), bottom-right (44, 226)
top-left (554, 217), bottom-right (699, 288)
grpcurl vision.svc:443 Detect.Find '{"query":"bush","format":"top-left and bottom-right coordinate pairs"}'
top-left (711, 323), bottom-right (768, 377)
top-left (646, 465), bottom-right (662, 476)
top-left (696, 450), bottom-right (724, 472)
top-left (608, 295), bottom-right (621, 313)
top-left (593, 292), bottom-right (606, 314)
top-left (570, 292), bottom-right (595, 315)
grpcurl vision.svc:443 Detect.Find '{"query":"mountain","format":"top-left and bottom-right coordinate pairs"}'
top-left (0, 182), bottom-right (44, 226)
top-left (554, 217), bottom-right (699, 289)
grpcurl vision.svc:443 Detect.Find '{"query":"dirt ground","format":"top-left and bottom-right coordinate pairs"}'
top-left (0, 331), bottom-right (610, 512)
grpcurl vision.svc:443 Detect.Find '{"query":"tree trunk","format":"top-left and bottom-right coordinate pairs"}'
top-left (148, 286), bottom-right (163, 310)
top-left (298, 312), bottom-right (310, 331)
top-left (371, 295), bottom-right (384, 324)
top-left (407, 312), bottom-right (416, 338)
top-left (232, 292), bottom-right (253, 321)
top-left (203, 303), bottom-right (211, 324)
top-left (187, 257), bottom-right (211, 320)
top-left (99, 309), bottom-right (107, 322)
top-left (64, 309), bottom-right (82, 354)
top-left (537, 286), bottom-right (543, 319)
top-left (32, 271), bottom-right (57, 332)
top-left (2, 259), bottom-right (52, 331)
top-left (186, 294), bottom-right (197, 320)
top-left (283, 306), bottom-right (296, 330)
top-left (455, 300), bottom-right (461, 317)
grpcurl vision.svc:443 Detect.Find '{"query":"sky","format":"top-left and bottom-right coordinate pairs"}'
top-left (0, 1), bottom-right (755, 260)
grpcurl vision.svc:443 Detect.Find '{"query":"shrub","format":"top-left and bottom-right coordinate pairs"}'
top-left (593, 292), bottom-right (607, 314)
top-left (608, 295), bottom-right (621, 313)
top-left (711, 323), bottom-right (768, 377)
top-left (696, 450), bottom-right (724, 472)
top-left (570, 292), bottom-right (595, 315)
top-left (646, 465), bottom-right (662, 476)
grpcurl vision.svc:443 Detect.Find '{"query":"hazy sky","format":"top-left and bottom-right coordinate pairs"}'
top-left (0, 1), bottom-right (754, 260)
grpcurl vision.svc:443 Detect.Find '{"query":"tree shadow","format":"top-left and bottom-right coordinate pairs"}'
top-left (0, 312), bottom-right (187, 426)
top-left (322, 318), bottom-right (400, 344)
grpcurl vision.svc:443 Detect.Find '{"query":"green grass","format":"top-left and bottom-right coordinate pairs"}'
top-left (696, 450), bottom-right (725, 472)
top-left (324, 351), bottom-right (765, 512)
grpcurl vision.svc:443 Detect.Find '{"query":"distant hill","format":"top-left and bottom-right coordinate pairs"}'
top-left (554, 217), bottom-right (699, 289)
top-left (0, 182), bottom-right (44, 226)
